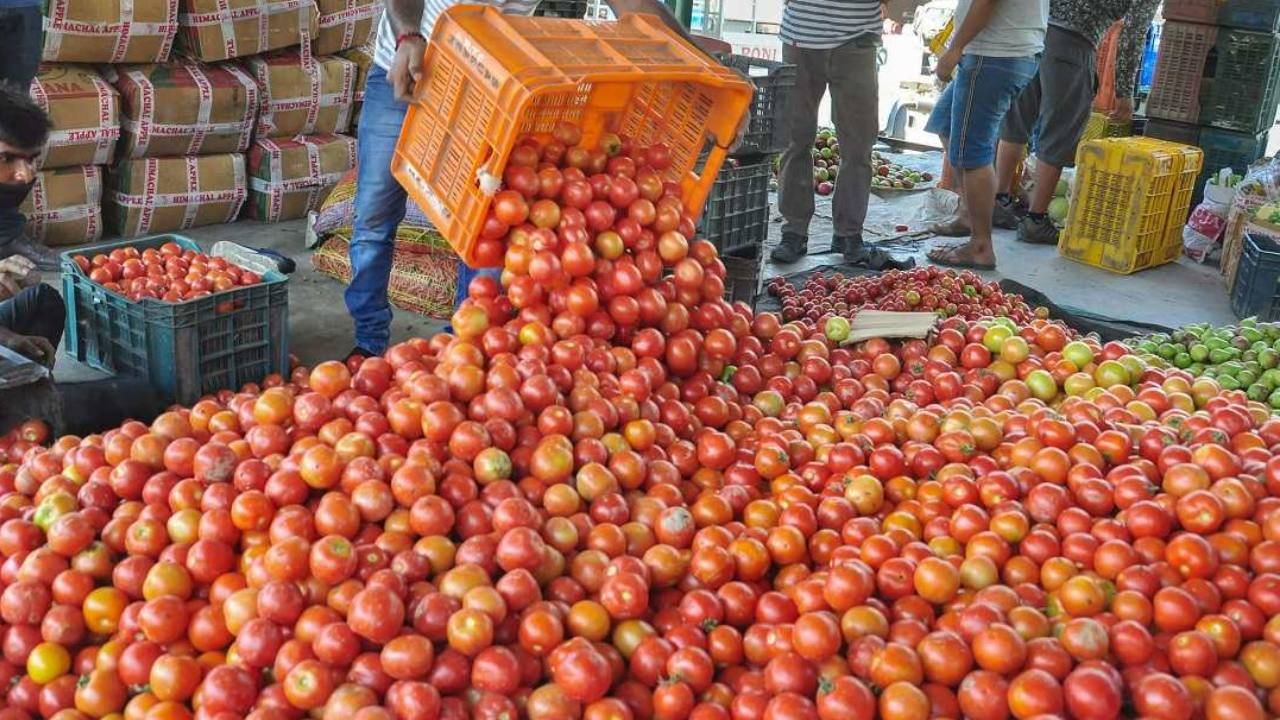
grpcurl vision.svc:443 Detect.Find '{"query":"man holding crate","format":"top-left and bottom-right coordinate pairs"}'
top-left (0, 84), bottom-right (63, 368)
top-left (346, 0), bottom-right (721, 358)
top-left (770, 0), bottom-right (886, 265)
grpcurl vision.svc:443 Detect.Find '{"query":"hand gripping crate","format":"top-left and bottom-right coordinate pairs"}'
top-left (1059, 137), bottom-right (1204, 274)
top-left (61, 235), bottom-right (289, 405)
top-left (697, 157), bottom-right (773, 257)
top-left (715, 54), bottom-right (796, 156)
top-left (1146, 21), bottom-right (1215, 125)
top-left (391, 5), bottom-right (754, 267)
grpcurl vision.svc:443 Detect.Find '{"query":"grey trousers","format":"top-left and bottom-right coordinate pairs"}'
top-left (777, 37), bottom-right (880, 239)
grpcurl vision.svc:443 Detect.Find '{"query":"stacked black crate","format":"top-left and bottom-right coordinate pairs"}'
top-left (1143, 0), bottom-right (1280, 196)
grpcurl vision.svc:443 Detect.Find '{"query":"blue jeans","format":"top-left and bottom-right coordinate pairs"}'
top-left (926, 54), bottom-right (1038, 170)
top-left (346, 67), bottom-right (408, 354)
top-left (0, 4), bottom-right (42, 255)
top-left (0, 284), bottom-right (65, 352)
top-left (345, 68), bottom-right (501, 351)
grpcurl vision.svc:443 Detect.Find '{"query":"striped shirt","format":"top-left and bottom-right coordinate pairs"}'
top-left (373, 0), bottom-right (540, 72)
top-left (781, 0), bottom-right (883, 50)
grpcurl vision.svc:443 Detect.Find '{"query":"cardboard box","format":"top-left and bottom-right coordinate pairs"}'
top-left (28, 65), bottom-right (120, 170)
top-left (248, 134), bottom-right (356, 222)
top-left (177, 0), bottom-right (319, 61)
top-left (105, 154), bottom-right (247, 237)
top-left (313, 0), bottom-right (379, 55)
top-left (247, 50), bottom-right (356, 138)
top-left (42, 0), bottom-right (179, 64)
top-left (338, 44), bottom-right (372, 128)
top-left (110, 61), bottom-right (260, 159)
top-left (20, 166), bottom-right (104, 247)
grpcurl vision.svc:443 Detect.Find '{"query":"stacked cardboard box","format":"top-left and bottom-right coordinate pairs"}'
top-left (25, 65), bottom-right (118, 246)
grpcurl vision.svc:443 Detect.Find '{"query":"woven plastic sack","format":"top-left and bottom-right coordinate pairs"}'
top-left (177, 0), bottom-right (319, 61)
top-left (246, 49), bottom-right (357, 138)
top-left (105, 154), bottom-right (247, 237)
top-left (314, 0), bottom-right (380, 55)
top-left (28, 65), bottom-right (120, 170)
top-left (312, 167), bottom-right (433, 235)
top-left (248, 134), bottom-right (357, 223)
top-left (312, 232), bottom-right (457, 318)
top-left (20, 166), bottom-right (104, 247)
top-left (109, 61), bottom-right (260, 159)
top-left (42, 0), bottom-right (179, 63)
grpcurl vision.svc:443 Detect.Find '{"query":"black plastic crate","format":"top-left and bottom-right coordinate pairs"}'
top-left (61, 235), bottom-right (290, 405)
top-left (697, 157), bottom-right (773, 257)
top-left (716, 54), bottom-right (797, 156)
top-left (1165, 0), bottom-right (1280, 32)
top-left (1203, 28), bottom-right (1280, 134)
top-left (723, 247), bottom-right (763, 308)
top-left (1231, 232), bottom-right (1280, 320)
top-left (532, 0), bottom-right (588, 18)
top-left (1141, 118), bottom-right (1201, 146)
top-left (1222, 1), bottom-right (1280, 33)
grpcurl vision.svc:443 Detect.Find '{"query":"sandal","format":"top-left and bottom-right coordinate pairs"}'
top-left (928, 244), bottom-right (996, 271)
top-left (927, 218), bottom-right (972, 237)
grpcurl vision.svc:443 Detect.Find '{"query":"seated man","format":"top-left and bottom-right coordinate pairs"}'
top-left (0, 255), bottom-right (62, 367)
top-left (0, 85), bottom-right (62, 366)
top-left (0, 83), bottom-right (59, 270)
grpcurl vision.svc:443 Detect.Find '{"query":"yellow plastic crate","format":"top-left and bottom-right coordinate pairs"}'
top-left (1081, 112), bottom-right (1132, 143)
top-left (1059, 137), bottom-right (1203, 274)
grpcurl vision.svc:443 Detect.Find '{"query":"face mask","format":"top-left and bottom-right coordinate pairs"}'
top-left (0, 181), bottom-right (34, 210)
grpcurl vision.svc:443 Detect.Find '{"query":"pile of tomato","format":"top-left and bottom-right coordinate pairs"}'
top-left (0, 421), bottom-right (49, 466)
top-left (768, 268), bottom-right (1043, 324)
top-left (3, 121), bottom-right (1280, 720)
top-left (70, 244), bottom-right (263, 304)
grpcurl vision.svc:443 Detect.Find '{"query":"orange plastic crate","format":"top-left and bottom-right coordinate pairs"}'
top-left (392, 6), bottom-right (754, 267)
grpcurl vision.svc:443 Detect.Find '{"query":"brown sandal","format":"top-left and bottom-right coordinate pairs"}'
top-left (928, 244), bottom-right (996, 271)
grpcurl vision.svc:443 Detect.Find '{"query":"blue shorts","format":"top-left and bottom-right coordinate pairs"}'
top-left (926, 54), bottom-right (1039, 169)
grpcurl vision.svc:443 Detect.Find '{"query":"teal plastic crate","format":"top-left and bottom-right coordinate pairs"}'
top-left (61, 235), bottom-right (289, 405)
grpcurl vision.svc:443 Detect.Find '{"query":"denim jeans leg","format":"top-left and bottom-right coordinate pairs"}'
top-left (0, 284), bottom-right (66, 350)
top-left (344, 67), bottom-right (408, 355)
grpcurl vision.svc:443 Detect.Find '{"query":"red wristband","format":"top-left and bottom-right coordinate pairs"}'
top-left (396, 31), bottom-right (425, 49)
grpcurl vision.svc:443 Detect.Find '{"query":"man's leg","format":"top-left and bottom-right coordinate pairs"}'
top-left (828, 37), bottom-right (879, 258)
top-left (345, 67), bottom-right (408, 355)
top-left (995, 140), bottom-right (1025, 197)
top-left (923, 81), bottom-right (971, 235)
top-left (0, 284), bottom-right (66, 350)
top-left (1017, 27), bottom-right (1095, 245)
top-left (773, 43), bottom-right (828, 263)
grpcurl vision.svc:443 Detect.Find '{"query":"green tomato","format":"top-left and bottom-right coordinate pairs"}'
top-left (825, 316), bottom-right (851, 343)
top-left (1062, 341), bottom-right (1093, 369)
top-left (1094, 360), bottom-right (1130, 388)
top-left (1025, 369), bottom-right (1058, 401)
top-left (983, 325), bottom-right (1013, 354)
top-left (1189, 344), bottom-right (1210, 362)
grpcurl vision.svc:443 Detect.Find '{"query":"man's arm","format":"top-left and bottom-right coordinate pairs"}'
top-left (386, 0), bottom-right (426, 101)
top-left (936, 0), bottom-right (999, 80)
top-left (1112, 0), bottom-right (1160, 121)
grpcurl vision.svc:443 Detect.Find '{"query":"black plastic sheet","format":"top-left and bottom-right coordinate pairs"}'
top-left (754, 264), bottom-right (1172, 342)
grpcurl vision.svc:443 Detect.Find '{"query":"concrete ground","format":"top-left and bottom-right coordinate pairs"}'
top-left (49, 147), bottom-right (1237, 383)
